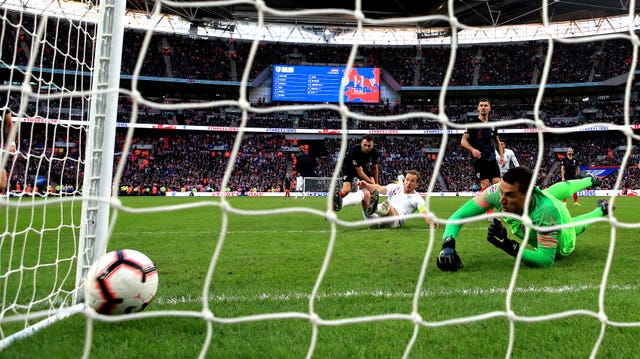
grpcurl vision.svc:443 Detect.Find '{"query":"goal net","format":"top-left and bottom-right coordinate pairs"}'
top-left (1, 0), bottom-right (640, 357)
top-left (0, 0), bottom-right (120, 350)
top-left (303, 177), bottom-right (338, 194)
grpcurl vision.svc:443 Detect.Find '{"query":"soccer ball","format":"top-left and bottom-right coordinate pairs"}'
top-left (84, 249), bottom-right (159, 315)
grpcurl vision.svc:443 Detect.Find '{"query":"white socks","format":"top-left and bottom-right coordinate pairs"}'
top-left (342, 190), bottom-right (364, 207)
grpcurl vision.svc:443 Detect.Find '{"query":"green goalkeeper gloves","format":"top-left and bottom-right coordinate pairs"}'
top-left (487, 219), bottom-right (520, 257)
top-left (436, 236), bottom-right (463, 272)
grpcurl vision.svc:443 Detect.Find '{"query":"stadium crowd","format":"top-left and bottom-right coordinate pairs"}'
top-left (3, 19), bottom-right (638, 87)
top-left (4, 127), bottom-right (639, 196)
top-left (2, 13), bottom-right (639, 196)
top-left (117, 31), bottom-right (637, 86)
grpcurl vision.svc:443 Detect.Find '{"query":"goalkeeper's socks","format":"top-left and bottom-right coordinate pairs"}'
top-left (571, 207), bottom-right (607, 235)
top-left (545, 178), bottom-right (591, 200)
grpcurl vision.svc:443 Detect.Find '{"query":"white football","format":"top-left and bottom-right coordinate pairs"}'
top-left (84, 249), bottom-right (159, 315)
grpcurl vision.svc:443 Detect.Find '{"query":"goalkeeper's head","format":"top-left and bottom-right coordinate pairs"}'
top-left (499, 166), bottom-right (533, 214)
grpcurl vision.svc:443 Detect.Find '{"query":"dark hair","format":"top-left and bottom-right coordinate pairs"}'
top-left (478, 98), bottom-right (490, 104)
top-left (362, 134), bottom-right (374, 142)
top-left (502, 166), bottom-right (533, 194)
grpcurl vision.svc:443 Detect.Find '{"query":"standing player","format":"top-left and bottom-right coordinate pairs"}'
top-left (333, 134), bottom-right (379, 211)
top-left (495, 141), bottom-right (519, 177)
top-left (461, 99), bottom-right (505, 192)
top-left (283, 175), bottom-right (291, 199)
top-left (358, 170), bottom-right (437, 228)
top-left (436, 167), bottom-right (608, 271)
top-left (1, 106), bottom-right (17, 194)
top-left (396, 170), bottom-right (405, 184)
top-left (295, 172), bottom-right (305, 199)
top-left (561, 147), bottom-right (581, 206)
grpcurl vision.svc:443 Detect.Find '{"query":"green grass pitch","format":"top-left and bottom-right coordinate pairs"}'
top-left (1, 195), bottom-right (640, 358)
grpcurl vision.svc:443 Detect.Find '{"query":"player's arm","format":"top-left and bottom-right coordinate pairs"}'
top-left (3, 112), bottom-right (16, 152)
top-left (495, 134), bottom-right (505, 166)
top-left (441, 193), bottom-right (492, 239)
top-left (437, 186), bottom-right (500, 271)
top-left (3, 112), bottom-right (11, 134)
top-left (371, 163), bottom-right (379, 184)
top-left (560, 163), bottom-right (566, 181)
top-left (416, 198), bottom-right (439, 229)
top-left (354, 166), bottom-right (375, 184)
top-left (436, 197), bottom-right (486, 271)
top-left (358, 180), bottom-right (387, 194)
top-left (460, 132), bottom-right (480, 158)
top-left (511, 150), bottom-right (520, 167)
top-left (487, 219), bottom-right (557, 268)
top-left (521, 242), bottom-right (556, 268)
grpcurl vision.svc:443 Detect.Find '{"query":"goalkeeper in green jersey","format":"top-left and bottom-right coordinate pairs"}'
top-left (436, 166), bottom-right (611, 271)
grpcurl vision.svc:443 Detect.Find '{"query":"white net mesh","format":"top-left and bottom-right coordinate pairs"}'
top-left (0, 7), bottom-right (94, 347)
top-left (1, 0), bottom-right (640, 357)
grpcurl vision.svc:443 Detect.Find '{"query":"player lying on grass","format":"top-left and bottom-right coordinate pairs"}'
top-left (357, 170), bottom-right (438, 229)
top-left (436, 166), bottom-right (611, 271)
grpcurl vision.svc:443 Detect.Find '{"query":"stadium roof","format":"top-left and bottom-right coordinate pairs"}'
top-left (126, 0), bottom-right (638, 27)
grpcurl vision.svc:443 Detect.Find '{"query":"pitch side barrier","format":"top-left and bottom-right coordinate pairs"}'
top-left (166, 189), bottom-right (639, 197)
top-left (15, 117), bottom-right (640, 135)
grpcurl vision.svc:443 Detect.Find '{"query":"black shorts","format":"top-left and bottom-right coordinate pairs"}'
top-left (341, 166), bottom-right (371, 190)
top-left (473, 159), bottom-right (501, 182)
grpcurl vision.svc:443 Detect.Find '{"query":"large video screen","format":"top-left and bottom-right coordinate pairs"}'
top-left (272, 65), bottom-right (380, 103)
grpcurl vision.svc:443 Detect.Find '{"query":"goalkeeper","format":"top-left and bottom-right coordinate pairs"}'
top-left (436, 166), bottom-right (610, 271)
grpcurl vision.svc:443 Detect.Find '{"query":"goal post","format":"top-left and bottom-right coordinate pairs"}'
top-left (0, 0), bottom-right (125, 348)
top-left (75, 0), bottom-right (126, 304)
top-left (302, 176), bottom-right (339, 193)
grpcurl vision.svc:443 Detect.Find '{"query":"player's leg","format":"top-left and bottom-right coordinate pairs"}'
top-left (571, 199), bottom-right (612, 236)
top-left (479, 160), bottom-right (500, 190)
top-left (573, 192), bottom-right (580, 206)
top-left (363, 212), bottom-right (381, 228)
top-left (544, 177), bottom-right (593, 200)
top-left (334, 174), bottom-right (351, 211)
top-left (384, 207), bottom-right (404, 228)
top-left (556, 200), bottom-right (610, 259)
top-left (342, 189), bottom-right (365, 207)
top-left (364, 189), bottom-right (378, 215)
top-left (338, 171), bottom-right (354, 197)
top-left (480, 161), bottom-right (500, 216)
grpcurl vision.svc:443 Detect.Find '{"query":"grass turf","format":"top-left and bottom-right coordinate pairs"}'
top-left (1, 195), bottom-right (639, 358)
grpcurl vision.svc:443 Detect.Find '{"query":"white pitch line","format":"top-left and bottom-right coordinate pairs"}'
top-left (111, 225), bottom-right (493, 236)
top-left (155, 284), bottom-right (637, 306)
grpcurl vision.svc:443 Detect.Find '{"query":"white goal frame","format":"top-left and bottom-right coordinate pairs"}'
top-left (0, 0), bottom-right (124, 349)
top-left (0, 0), bottom-right (639, 357)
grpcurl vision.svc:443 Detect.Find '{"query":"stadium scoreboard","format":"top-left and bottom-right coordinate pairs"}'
top-left (272, 65), bottom-right (380, 103)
